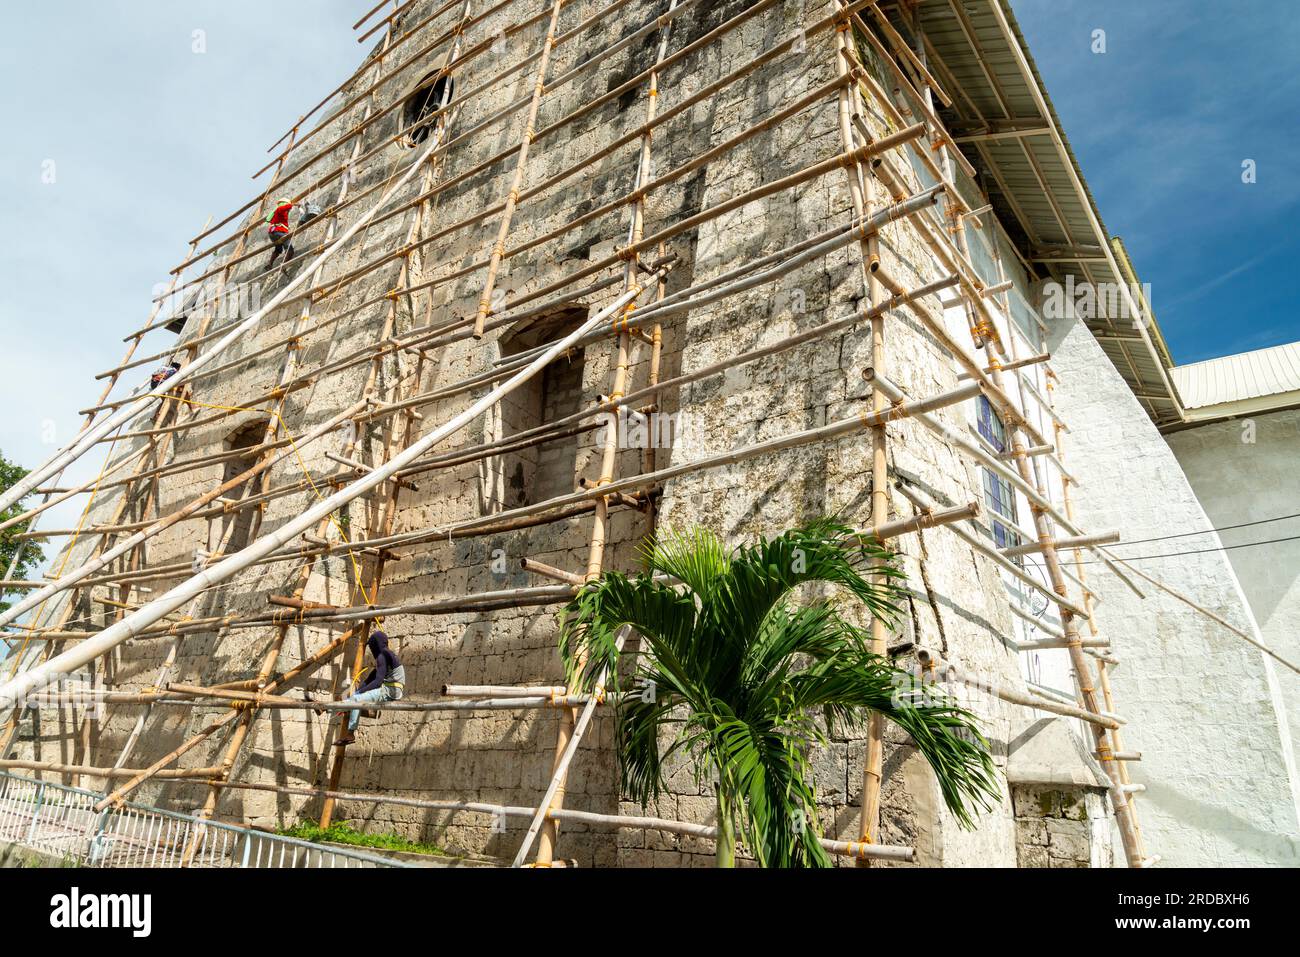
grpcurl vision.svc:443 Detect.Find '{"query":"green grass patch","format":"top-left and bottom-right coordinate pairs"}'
top-left (278, 820), bottom-right (446, 857)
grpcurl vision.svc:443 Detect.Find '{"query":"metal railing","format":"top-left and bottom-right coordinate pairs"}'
top-left (0, 771), bottom-right (410, 868)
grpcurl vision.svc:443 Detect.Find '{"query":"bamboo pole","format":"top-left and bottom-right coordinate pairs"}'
top-left (442, 684), bottom-right (567, 698)
top-left (0, 761), bottom-right (221, 780)
top-left (912, 650), bottom-right (1118, 730)
top-left (1001, 531), bottom-right (1120, 558)
top-left (1103, 554), bottom-right (1300, 677)
top-left (473, 0), bottom-right (565, 339)
top-left (834, 0), bottom-right (891, 859)
top-left (514, 627), bottom-right (629, 867)
top-left (163, 683), bottom-right (607, 712)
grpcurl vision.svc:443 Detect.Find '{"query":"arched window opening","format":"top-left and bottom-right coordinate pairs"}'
top-left (483, 307), bottom-right (588, 514)
top-left (402, 72), bottom-right (453, 147)
top-left (220, 419), bottom-right (269, 554)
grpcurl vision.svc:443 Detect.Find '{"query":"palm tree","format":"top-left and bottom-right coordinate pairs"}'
top-left (559, 517), bottom-right (999, 868)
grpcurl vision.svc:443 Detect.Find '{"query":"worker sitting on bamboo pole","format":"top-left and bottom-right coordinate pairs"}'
top-left (266, 197), bottom-right (296, 267)
top-left (149, 359), bottom-right (181, 389)
top-left (334, 630), bottom-right (404, 746)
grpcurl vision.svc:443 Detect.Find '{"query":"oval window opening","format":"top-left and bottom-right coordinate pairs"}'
top-left (402, 73), bottom-right (453, 147)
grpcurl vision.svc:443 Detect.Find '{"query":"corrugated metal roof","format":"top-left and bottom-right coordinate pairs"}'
top-left (1171, 341), bottom-right (1300, 411)
top-left (889, 0), bottom-right (1187, 428)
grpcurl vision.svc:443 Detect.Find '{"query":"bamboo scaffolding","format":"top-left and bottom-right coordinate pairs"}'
top-left (90, 630), bottom-right (355, 811)
top-left (169, 0), bottom-right (707, 295)
top-left (0, 402), bottom-right (367, 630)
top-left (161, 0), bottom-right (857, 333)
top-left (37, 272), bottom-right (956, 615)
top-left (54, 376), bottom-right (977, 602)
top-left (119, 65), bottom-right (906, 440)
top-left (198, 777), bottom-right (915, 862)
top-left (2, 399), bottom-right (179, 762)
top-left (912, 650), bottom-right (1118, 730)
top-left (853, 7), bottom-right (1147, 864)
top-left (86, 118), bottom-right (317, 797)
top-left (933, 175), bottom-right (1144, 874)
top-left (6, 2), bottom-right (1186, 870)
top-left (0, 761), bottom-right (220, 780)
top-left (100, 96), bottom-right (910, 423)
top-left (0, 221), bottom-right (211, 642)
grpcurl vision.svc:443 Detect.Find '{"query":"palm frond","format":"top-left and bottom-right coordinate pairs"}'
top-left (712, 518), bottom-right (904, 651)
top-left (788, 655), bottom-right (1000, 828)
top-left (640, 525), bottom-right (729, 601)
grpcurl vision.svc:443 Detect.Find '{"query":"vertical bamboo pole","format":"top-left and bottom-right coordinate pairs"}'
top-left (473, 0), bottom-right (566, 339)
top-left (834, 3), bottom-right (889, 861)
top-left (1049, 373), bottom-right (1145, 859)
top-left (535, 0), bottom-right (675, 867)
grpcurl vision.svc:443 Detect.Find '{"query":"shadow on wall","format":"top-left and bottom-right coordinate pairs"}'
top-left (1143, 779), bottom-right (1300, 865)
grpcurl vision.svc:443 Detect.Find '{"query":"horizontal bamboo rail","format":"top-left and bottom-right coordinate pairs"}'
top-left (163, 683), bottom-right (609, 712)
top-left (1002, 531), bottom-right (1120, 558)
top-left (200, 778), bottom-right (916, 862)
top-left (0, 760), bottom-right (221, 780)
top-left (912, 650), bottom-right (1119, 731)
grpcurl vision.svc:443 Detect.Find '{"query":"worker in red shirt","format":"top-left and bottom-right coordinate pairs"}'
top-left (266, 197), bottom-right (295, 267)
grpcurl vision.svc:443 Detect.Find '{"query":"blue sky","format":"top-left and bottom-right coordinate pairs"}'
top-left (1014, 0), bottom-right (1300, 363)
top-left (0, 0), bottom-right (1294, 549)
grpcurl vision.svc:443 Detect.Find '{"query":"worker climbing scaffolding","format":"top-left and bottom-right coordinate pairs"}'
top-left (149, 359), bottom-right (181, 389)
top-left (266, 197), bottom-right (296, 267)
top-left (334, 629), bottom-right (404, 746)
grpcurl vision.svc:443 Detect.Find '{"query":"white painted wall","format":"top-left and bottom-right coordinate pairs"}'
top-left (1165, 408), bottom-right (1300, 843)
top-left (1048, 315), bottom-right (1300, 866)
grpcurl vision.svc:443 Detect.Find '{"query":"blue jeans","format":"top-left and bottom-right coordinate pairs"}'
top-left (341, 684), bottom-right (401, 732)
